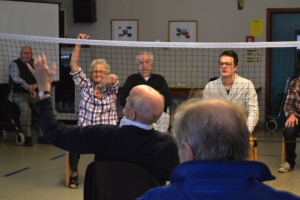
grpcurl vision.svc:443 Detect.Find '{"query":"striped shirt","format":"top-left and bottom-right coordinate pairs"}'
top-left (71, 67), bottom-right (119, 126)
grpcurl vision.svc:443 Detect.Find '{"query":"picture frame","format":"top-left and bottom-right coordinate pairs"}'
top-left (168, 20), bottom-right (198, 42)
top-left (111, 19), bottom-right (139, 41)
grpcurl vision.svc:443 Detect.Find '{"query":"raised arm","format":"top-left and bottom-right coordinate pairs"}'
top-left (96, 74), bottom-right (118, 89)
top-left (70, 33), bottom-right (90, 73)
top-left (26, 54), bottom-right (56, 97)
top-left (93, 74), bottom-right (118, 100)
top-left (25, 54), bottom-right (108, 154)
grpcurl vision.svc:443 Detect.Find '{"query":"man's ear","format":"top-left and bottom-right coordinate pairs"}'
top-left (183, 142), bottom-right (194, 161)
top-left (129, 110), bottom-right (136, 121)
top-left (234, 65), bottom-right (239, 72)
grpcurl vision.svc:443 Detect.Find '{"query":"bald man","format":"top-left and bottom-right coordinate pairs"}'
top-left (26, 54), bottom-right (179, 185)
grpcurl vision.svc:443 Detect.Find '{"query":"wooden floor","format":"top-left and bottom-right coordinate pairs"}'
top-left (1, 128), bottom-right (300, 199)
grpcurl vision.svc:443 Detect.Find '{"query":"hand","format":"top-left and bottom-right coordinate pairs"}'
top-left (94, 87), bottom-right (102, 100)
top-left (32, 83), bottom-right (38, 91)
top-left (27, 83), bottom-right (38, 93)
top-left (26, 54), bottom-right (56, 92)
top-left (96, 82), bottom-right (105, 89)
top-left (30, 91), bottom-right (37, 99)
top-left (285, 115), bottom-right (298, 128)
top-left (78, 33), bottom-right (90, 40)
top-left (27, 84), bottom-right (33, 92)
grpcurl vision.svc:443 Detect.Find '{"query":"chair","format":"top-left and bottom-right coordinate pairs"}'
top-left (281, 128), bottom-right (300, 163)
top-left (1, 77), bottom-right (41, 145)
top-left (247, 135), bottom-right (257, 161)
top-left (84, 161), bottom-right (160, 200)
top-left (156, 106), bottom-right (170, 133)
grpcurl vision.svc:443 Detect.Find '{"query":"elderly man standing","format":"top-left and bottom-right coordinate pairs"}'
top-left (203, 50), bottom-right (259, 134)
top-left (26, 54), bottom-right (179, 186)
top-left (138, 99), bottom-right (299, 200)
top-left (120, 52), bottom-right (171, 132)
top-left (9, 45), bottom-right (48, 146)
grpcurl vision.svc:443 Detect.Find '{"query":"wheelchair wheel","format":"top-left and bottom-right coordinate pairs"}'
top-left (266, 119), bottom-right (278, 132)
top-left (1, 130), bottom-right (7, 142)
top-left (15, 131), bottom-right (25, 146)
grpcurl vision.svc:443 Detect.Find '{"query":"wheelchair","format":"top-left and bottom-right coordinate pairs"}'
top-left (0, 99), bottom-right (25, 145)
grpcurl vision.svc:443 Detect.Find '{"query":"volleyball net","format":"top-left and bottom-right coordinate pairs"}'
top-left (1, 33), bottom-right (300, 142)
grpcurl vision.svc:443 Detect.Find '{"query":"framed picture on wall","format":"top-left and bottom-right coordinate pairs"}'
top-left (168, 20), bottom-right (198, 42)
top-left (111, 19), bottom-right (139, 41)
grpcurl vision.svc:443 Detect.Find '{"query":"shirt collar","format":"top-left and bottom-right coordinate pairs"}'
top-left (19, 57), bottom-right (33, 65)
top-left (120, 118), bottom-right (156, 130)
top-left (138, 72), bottom-right (152, 81)
top-left (170, 160), bottom-right (275, 187)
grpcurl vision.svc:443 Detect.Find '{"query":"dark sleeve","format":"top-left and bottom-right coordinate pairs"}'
top-left (167, 136), bottom-right (180, 180)
top-left (36, 98), bottom-right (115, 154)
top-left (159, 76), bottom-right (171, 112)
top-left (120, 75), bottom-right (134, 106)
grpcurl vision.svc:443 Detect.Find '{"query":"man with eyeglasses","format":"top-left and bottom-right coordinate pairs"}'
top-left (9, 45), bottom-right (48, 146)
top-left (203, 50), bottom-right (259, 134)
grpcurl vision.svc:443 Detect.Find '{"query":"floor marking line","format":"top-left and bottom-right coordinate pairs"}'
top-left (4, 167), bottom-right (30, 177)
top-left (50, 153), bottom-right (66, 160)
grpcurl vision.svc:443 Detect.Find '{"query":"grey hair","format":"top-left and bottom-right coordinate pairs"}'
top-left (136, 51), bottom-right (154, 64)
top-left (130, 91), bottom-right (164, 125)
top-left (90, 59), bottom-right (110, 74)
top-left (173, 98), bottom-right (250, 161)
top-left (20, 45), bottom-right (32, 53)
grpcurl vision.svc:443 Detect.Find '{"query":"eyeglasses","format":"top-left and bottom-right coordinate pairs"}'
top-left (219, 62), bottom-right (235, 67)
top-left (93, 70), bottom-right (106, 74)
top-left (21, 52), bottom-right (32, 55)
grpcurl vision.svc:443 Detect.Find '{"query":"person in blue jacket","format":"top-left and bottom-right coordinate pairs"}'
top-left (138, 98), bottom-right (300, 200)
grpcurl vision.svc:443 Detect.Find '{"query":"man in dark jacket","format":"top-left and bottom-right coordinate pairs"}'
top-left (138, 98), bottom-right (300, 200)
top-left (120, 52), bottom-right (171, 132)
top-left (26, 54), bottom-right (179, 185)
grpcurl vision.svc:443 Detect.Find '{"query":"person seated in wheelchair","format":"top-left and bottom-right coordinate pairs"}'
top-left (203, 50), bottom-right (259, 134)
top-left (9, 45), bottom-right (48, 146)
top-left (279, 76), bottom-right (300, 173)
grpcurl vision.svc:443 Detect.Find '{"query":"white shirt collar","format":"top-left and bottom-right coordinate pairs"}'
top-left (120, 118), bottom-right (156, 130)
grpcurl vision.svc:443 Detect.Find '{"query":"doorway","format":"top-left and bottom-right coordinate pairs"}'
top-left (266, 8), bottom-right (300, 128)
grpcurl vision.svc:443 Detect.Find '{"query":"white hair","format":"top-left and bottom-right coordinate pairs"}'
top-left (136, 52), bottom-right (154, 64)
top-left (90, 59), bottom-right (110, 73)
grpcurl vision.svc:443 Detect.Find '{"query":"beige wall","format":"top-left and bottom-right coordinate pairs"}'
top-left (2, 0), bottom-right (299, 122)
top-left (28, 0), bottom-right (300, 42)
